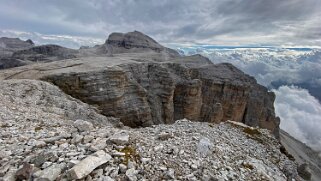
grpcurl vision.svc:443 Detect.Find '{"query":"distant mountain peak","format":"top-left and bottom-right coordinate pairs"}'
top-left (99, 31), bottom-right (179, 56)
top-left (0, 37), bottom-right (34, 50)
top-left (26, 39), bottom-right (34, 45)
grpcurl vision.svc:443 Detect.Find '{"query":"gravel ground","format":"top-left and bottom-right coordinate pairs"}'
top-left (0, 79), bottom-right (301, 181)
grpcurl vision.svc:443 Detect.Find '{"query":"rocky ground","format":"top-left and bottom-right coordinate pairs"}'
top-left (0, 79), bottom-right (301, 181)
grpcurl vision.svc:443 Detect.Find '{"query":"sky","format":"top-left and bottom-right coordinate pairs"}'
top-left (0, 0), bottom-right (321, 48)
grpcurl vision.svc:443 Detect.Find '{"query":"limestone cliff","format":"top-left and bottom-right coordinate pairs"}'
top-left (40, 61), bottom-right (279, 137)
top-left (0, 31), bottom-right (280, 137)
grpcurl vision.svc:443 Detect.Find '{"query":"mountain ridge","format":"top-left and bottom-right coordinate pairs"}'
top-left (0, 31), bottom-right (280, 136)
top-left (0, 31), bottom-right (307, 180)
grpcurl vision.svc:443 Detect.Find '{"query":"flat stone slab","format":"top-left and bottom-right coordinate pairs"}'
top-left (68, 150), bottom-right (112, 179)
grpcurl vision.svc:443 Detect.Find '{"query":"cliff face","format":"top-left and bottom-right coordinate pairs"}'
top-left (0, 31), bottom-right (280, 137)
top-left (40, 61), bottom-right (279, 136)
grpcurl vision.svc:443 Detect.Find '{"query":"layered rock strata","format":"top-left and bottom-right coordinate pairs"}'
top-left (40, 61), bottom-right (279, 136)
top-left (0, 31), bottom-right (280, 137)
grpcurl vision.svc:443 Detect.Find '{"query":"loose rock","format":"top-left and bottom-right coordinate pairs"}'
top-left (109, 131), bottom-right (129, 145)
top-left (68, 150), bottom-right (111, 179)
top-left (74, 119), bottom-right (94, 132)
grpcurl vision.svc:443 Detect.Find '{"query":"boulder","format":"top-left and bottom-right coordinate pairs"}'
top-left (33, 163), bottom-right (66, 181)
top-left (74, 119), bottom-right (94, 132)
top-left (68, 150), bottom-right (111, 179)
top-left (297, 163), bottom-right (312, 180)
top-left (125, 168), bottom-right (138, 181)
top-left (109, 131), bottom-right (129, 145)
top-left (15, 163), bottom-right (33, 181)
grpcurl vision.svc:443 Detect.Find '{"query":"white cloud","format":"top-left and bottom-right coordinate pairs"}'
top-left (0, 29), bottom-right (104, 49)
top-left (273, 85), bottom-right (321, 151)
top-left (198, 48), bottom-right (321, 101)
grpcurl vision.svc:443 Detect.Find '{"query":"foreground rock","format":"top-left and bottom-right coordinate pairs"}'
top-left (0, 79), bottom-right (301, 180)
top-left (33, 163), bottom-right (66, 181)
top-left (68, 150), bottom-right (112, 179)
top-left (0, 104), bottom-right (301, 181)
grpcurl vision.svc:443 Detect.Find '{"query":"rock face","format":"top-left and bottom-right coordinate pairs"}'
top-left (0, 79), bottom-right (118, 127)
top-left (0, 31), bottom-right (280, 137)
top-left (40, 61), bottom-right (279, 136)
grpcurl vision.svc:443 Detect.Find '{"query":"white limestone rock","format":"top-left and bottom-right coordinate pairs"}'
top-left (68, 150), bottom-right (112, 179)
top-left (74, 119), bottom-right (94, 132)
top-left (33, 163), bottom-right (66, 181)
top-left (108, 131), bottom-right (129, 145)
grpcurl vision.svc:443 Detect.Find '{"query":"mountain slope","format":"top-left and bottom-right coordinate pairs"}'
top-left (0, 80), bottom-right (299, 180)
top-left (280, 130), bottom-right (321, 181)
top-left (0, 31), bottom-right (301, 180)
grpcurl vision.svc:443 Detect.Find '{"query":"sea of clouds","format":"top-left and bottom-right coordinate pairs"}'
top-left (178, 47), bottom-right (321, 151)
top-left (274, 85), bottom-right (321, 151)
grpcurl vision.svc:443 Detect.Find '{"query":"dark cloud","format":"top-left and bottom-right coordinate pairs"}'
top-left (0, 0), bottom-right (320, 47)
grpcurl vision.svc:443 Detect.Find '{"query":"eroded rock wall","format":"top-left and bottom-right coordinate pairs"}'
top-left (42, 62), bottom-right (280, 136)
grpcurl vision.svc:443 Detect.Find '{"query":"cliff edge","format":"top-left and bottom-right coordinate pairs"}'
top-left (0, 31), bottom-right (280, 137)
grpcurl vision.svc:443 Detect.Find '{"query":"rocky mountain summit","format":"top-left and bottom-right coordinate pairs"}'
top-left (0, 31), bottom-right (178, 70)
top-left (0, 31), bottom-right (306, 180)
top-left (0, 37), bottom-right (35, 69)
top-left (0, 37), bottom-right (34, 52)
top-left (97, 31), bottom-right (179, 56)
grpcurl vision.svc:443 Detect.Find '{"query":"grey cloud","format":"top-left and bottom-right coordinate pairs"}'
top-left (0, 0), bottom-right (320, 47)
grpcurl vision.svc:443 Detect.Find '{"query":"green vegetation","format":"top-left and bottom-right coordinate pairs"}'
top-left (34, 126), bottom-right (43, 132)
top-left (243, 127), bottom-right (261, 136)
top-left (119, 146), bottom-right (140, 165)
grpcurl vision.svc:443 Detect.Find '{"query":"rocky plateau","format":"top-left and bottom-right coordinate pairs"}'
top-left (0, 31), bottom-right (309, 180)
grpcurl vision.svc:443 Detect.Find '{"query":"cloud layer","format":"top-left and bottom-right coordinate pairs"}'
top-left (196, 48), bottom-right (321, 150)
top-left (274, 86), bottom-right (321, 151)
top-left (204, 48), bottom-right (321, 101)
top-left (0, 0), bottom-right (321, 47)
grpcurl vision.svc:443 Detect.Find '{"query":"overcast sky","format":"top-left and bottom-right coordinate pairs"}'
top-left (0, 0), bottom-right (320, 48)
